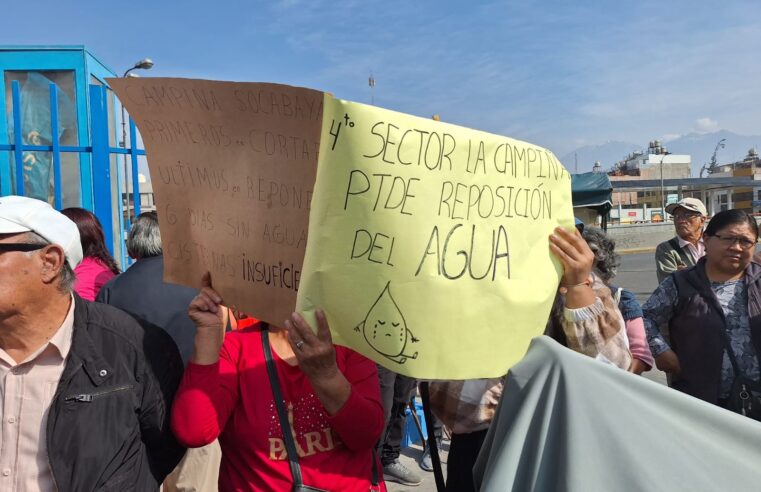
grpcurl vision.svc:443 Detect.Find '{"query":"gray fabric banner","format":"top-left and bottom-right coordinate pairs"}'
top-left (474, 336), bottom-right (761, 492)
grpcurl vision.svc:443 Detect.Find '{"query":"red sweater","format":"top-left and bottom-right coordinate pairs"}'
top-left (171, 324), bottom-right (386, 491)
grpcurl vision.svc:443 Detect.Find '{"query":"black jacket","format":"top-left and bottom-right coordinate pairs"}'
top-left (670, 259), bottom-right (761, 403)
top-left (97, 256), bottom-right (198, 365)
top-left (47, 295), bottom-right (185, 491)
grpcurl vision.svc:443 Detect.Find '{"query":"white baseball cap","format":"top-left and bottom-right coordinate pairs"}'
top-left (0, 195), bottom-right (83, 267)
top-left (665, 197), bottom-right (708, 217)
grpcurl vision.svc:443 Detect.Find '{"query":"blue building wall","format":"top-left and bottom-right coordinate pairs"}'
top-left (0, 46), bottom-right (140, 267)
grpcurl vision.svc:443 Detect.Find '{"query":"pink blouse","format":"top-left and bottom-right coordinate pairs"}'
top-left (625, 317), bottom-right (654, 368)
top-left (73, 257), bottom-right (116, 301)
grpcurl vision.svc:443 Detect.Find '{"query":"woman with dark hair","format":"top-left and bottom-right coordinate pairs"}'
top-left (582, 227), bottom-right (654, 374)
top-left (61, 207), bottom-right (120, 301)
top-left (644, 209), bottom-right (761, 417)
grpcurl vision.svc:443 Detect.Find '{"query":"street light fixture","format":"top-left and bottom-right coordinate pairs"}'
top-left (121, 58), bottom-right (154, 224)
top-left (124, 58), bottom-right (154, 77)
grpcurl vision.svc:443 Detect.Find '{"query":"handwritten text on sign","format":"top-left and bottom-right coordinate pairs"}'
top-left (109, 78), bottom-right (322, 325)
top-left (297, 96), bottom-right (573, 379)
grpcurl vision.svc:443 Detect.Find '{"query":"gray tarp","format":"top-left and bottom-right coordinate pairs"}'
top-left (473, 336), bottom-right (761, 492)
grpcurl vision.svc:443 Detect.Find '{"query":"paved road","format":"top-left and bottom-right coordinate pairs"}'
top-left (615, 252), bottom-right (659, 304)
top-left (387, 441), bottom-right (448, 492)
top-left (388, 252), bottom-right (663, 491)
top-left (614, 252), bottom-right (668, 387)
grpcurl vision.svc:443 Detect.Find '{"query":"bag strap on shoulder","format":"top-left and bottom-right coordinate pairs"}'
top-left (261, 324), bottom-right (380, 490)
top-left (713, 315), bottom-right (755, 386)
top-left (261, 324), bottom-right (305, 487)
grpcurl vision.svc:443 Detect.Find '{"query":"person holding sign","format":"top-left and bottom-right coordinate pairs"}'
top-left (582, 226), bottom-right (653, 373)
top-left (546, 226), bottom-right (632, 370)
top-left (429, 226), bottom-right (631, 492)
top-left (171, 274), bottom-right (385, 491)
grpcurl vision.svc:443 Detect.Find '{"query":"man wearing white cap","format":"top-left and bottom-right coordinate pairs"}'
top-left (655, 197), bottom-right (708, 284)
top-left (0, 195), bottom-right (184, 491)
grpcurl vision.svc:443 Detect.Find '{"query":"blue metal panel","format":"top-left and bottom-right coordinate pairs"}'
top-left (0, 153), bottom-right (8, 195)
top-left (0, 144), bottom-right (91, 152)
top-left (74, 55), bottom-right (91, 209)
top-left (113, 143), bottom-right (127, 269)
top-left (0, 51), bottom-right (85, 71)
top-left (0, 73), bottom-right (9, 195)
top-left (89, 84), bottom-right (114, 254)
top-left (129, 118), bottom-right (141, 217)
top-left (49, 83), bottom-right (62, 209)
top-left (11, 81), bottom-right (23, 195)
top-left (84, 52), bottom-right (117, 83)
top-left (105, 147), bottom-right (146, 156)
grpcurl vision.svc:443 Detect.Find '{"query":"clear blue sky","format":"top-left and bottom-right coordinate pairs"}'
top-left (5, 0), bottom-right (761, 156)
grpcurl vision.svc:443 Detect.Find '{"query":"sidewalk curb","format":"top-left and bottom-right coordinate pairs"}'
top-left (619, 247), bottom-right (656, 255)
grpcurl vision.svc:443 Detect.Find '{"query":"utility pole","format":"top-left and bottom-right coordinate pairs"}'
top-left (660, 154), bottom-right (667, 219)
top-left (368, 73), bottom-right (375, 105)
top-left (660, 157), bottom-right (664, 217)
top-left (121, 58), bottom-right (154, 224)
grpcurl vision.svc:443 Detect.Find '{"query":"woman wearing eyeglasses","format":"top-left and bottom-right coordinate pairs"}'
top-left (643, 209), bottom-right (761, 417)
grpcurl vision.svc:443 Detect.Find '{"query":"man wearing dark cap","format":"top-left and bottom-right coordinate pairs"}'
top-left (655, 197), bottom-right (708, 283)
top-left (0, 195), bottom-right (184, 491)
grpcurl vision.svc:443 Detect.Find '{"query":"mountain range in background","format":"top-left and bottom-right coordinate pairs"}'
top-left (560, 130), bottom-right (761, 177)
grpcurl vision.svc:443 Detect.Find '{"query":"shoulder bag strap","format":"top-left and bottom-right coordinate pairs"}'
top-left (371, 448), bottom-right (379, 488)
top-left (261, 324), bottom-right (305, 487)
top-left (262, 324), bottom-right (381, 490)
top-left (714, 315), bottom-right (748, 382)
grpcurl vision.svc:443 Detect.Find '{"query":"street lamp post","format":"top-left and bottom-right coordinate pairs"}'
top-left (660, 157), bottom-right (664, 217)
top-left (120, 58), bottom-right (153, 224)
top-left (659, 153), bottom-right (669, 221)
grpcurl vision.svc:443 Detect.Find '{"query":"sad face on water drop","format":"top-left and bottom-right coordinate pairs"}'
top-left (354, 282), bottom-right (419, 364)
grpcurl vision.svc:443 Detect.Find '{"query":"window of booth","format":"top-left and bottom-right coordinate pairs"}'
top-left (4, 70), bottom-right (80, 207)
top-left (91, 75), bottom-right (126, 264)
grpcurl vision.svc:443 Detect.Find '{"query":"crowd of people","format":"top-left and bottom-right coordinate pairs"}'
top-left (0, 193), bottom-right (759, 491)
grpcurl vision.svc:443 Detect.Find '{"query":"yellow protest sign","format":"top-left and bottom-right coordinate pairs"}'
top-left (297, 96), bottom-right (574, 379)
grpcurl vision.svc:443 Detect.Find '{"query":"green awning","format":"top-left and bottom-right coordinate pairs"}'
top-left (571, 172), bottom-right (612, 212)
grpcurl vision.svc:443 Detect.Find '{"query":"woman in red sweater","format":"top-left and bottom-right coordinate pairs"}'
top-left (171, 273), bottom-right (386, 491)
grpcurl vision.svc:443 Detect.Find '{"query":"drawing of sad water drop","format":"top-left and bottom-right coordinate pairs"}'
top-left (354, 281), bottom-right (419, 364)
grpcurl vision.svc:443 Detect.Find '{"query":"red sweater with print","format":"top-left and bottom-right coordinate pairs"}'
top-left (171, 324), bottom-right (386, 492)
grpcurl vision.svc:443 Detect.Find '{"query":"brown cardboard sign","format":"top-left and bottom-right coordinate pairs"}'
top-left (109, 78), bottom-right (322, 325)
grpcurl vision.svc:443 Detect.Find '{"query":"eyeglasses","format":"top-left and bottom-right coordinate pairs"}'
top-left (712, 234), bottom-right (757, 250)
top-left (673, 212), bottom-right (702, 222)
top-left (0, 243), bottom-right (46, 253)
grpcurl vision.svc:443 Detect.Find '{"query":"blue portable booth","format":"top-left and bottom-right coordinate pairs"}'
top-left (0, 46), bottom-right (147, 267)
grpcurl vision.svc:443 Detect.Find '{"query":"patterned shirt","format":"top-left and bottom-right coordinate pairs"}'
top-left (428, 378), bottom-right (504, 434)
top-left (643, 277), bottom-right (761, 397)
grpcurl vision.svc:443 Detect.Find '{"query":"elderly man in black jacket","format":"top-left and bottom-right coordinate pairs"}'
top-left (0, 195), bottom-right (184, 491)
top-left (97, 211), bottom-right (198, 364)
